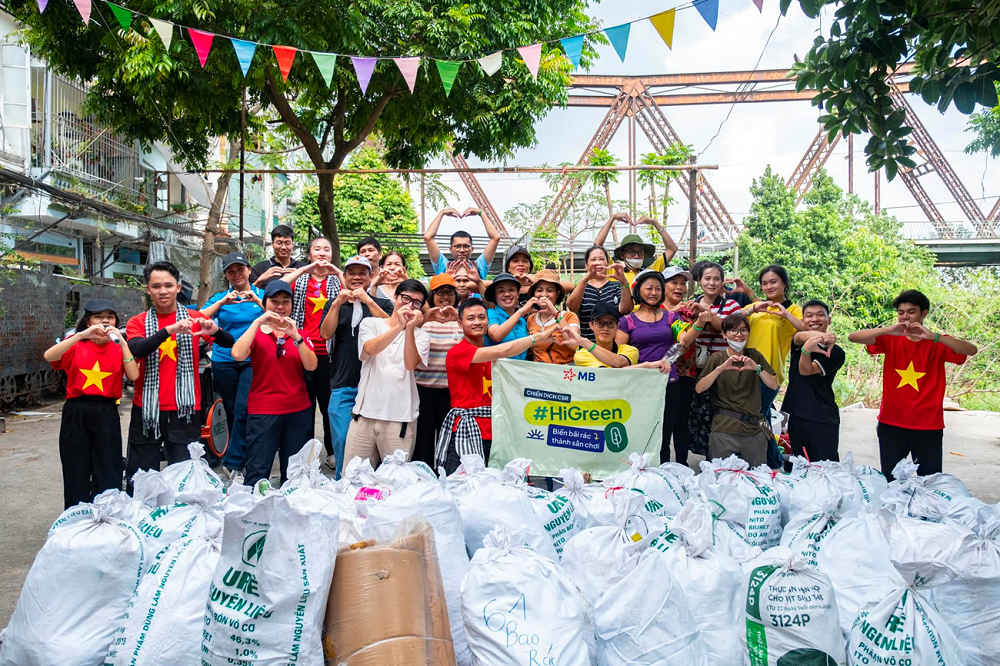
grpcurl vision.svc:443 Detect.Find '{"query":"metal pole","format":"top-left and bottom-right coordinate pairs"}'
top-left (239, 86), bottom-right (246, 242)
top-left (420, 174), bottom-right (426, 233)
top-left (847, 133), bottom-right (854, 195)
top-left (42, 69), bottom-right (52, 169)
top-left (874, 169), bottom-right (881, 215)
top-left (688, 156), bottom-right (698, 271)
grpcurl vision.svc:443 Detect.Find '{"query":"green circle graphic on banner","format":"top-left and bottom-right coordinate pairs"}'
top-left (604, 422), bottom-right (628, 453)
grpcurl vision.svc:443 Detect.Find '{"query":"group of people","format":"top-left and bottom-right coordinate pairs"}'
top-left (45, 212), bottom-right (978, 509)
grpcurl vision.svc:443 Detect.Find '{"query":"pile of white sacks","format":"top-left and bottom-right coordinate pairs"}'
top-left (1, 444), bottom-right (998, 666)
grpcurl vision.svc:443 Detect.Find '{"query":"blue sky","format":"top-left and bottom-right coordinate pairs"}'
top-left (430, 0), bottom-right (997, 242)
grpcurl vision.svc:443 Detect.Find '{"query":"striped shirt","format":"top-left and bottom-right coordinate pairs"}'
top-left (415, 320), bottom-right (463, 389)
top-left (578, 280), bottom-right (622, 342)
top-left (695, 295), bottom-right (741, 354)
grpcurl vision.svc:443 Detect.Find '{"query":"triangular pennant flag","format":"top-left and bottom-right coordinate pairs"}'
top-left (517, 44), bottom-right (542, 80)
top-left (188, 28), bottom-right (214, 68)
top-left (36, 0), bottom-right (48, 12)
top-left (272, 45), bottom-right (297, 82)
top-left (310, 52), bottom-right (337, 87)
top-left (477, 51), bottom-right (503, 76)
top-left (560, 35), bottom-right (584, 70)
top-left (393, 57), bottom-right (421, 93)
top-left (649, 10), bottom-right (676, 50)
top-left (108, 3), bottom-right (131, 30)
top-left (150, 18), bottom-right (173, 50)
top-left (231, 38), bottom-right (256, 77)
top-left (72, 0), bottom-right (91, 23)
top-left (695, 0), bottom-right (720, 30)
top-left (435, 60), bottom-right (461, 97)
top-left (753, 0), bottom-right (764, 11)
top-left (351, 57), bottom-right (377, 95)
top-left (605, 23), bottom-right (631, 62)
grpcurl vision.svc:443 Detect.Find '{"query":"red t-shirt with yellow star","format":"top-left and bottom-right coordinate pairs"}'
top-left (292, 277), bottom-right (336, 355)
top-left (867, 334), bottom-right (967, 430)
top-left (127, 308), bottom-right (211, 410)
top-left (51, 337), bottom-right (125, 399)
top-left (446, 339), bottom-right (493, 440)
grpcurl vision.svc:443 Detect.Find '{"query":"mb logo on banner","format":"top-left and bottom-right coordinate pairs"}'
top-left (490, 359), bottom-right (668, 478)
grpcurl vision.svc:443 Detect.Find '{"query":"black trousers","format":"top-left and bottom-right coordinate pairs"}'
top-left (305, 354), bottom-right (333, 456)
top-left (877, 421), bottom-right (943, 481)
top-left (125, 403), bottom-right (201, 494)
top-left (787, 414), bottom-right (841, 463)
top-left (414, 385), bottom-right (452, 468)
top-left (244, 407), bottom-right (314, 487)
top-left (59, 396), bottom-right (124, 509)
top-left (662, 377), bottom-right (695, 466)
top-left (443, 439), bottom-right (492, 476)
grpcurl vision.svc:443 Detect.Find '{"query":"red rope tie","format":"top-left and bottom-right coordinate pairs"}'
top-left (604, 486), bottom-right (625, 498)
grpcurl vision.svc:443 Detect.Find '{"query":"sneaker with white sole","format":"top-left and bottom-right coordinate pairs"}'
top-left (230, 472), bottom-right (245, 486)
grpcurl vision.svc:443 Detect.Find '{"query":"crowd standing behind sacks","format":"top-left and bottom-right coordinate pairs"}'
top-left (2, 212), bottom-right (993, 665)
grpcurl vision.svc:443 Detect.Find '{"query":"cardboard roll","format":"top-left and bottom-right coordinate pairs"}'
top-left (202, 398), bottom-right (229, 458)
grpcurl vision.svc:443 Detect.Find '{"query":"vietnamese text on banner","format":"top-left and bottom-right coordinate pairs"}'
top-left (490, 359), bottom-right (667, 478)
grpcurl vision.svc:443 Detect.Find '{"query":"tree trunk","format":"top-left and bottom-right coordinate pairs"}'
top-left (603, 182), bottom-right (618, 243)
top-left (649, 180), bottom-right (657, 219)
top-left (197, 168), bottom-right (235, 307)
top-left (316, 170), bottom-right (341, 266)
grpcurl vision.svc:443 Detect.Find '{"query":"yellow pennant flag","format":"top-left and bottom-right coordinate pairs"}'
top-left (649, 10), bottom-right (676, 50)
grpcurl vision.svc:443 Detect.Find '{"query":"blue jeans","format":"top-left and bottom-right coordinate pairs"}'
top-left (244, 407), bottom-right (314, 486)
top-left (327, 386), bottom-right (358, 480)
top-left (213, 360), bottom-right (253, 472)
top-left (760, 381), bottom-right (782, 469)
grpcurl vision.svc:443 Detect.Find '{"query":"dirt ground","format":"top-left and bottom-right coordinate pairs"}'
top-left (1, 397), bottom-right (998, 626)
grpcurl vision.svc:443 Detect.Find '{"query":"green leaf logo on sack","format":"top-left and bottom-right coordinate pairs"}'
top-left (242, 531), bottom-right (267, 567)
top-left (604, 422), bottom-right (628, 453)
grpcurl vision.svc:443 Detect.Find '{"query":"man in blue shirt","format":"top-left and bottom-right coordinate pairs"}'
top-left (422, 206), bottom-right (501, 279)
top-left (203, 251), bottom-right (265, 483)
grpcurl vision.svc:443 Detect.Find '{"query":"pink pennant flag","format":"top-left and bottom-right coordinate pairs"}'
top-left (393, 57), bottom-right (421, 93)
top-left (517, 44), bottom-right (542, 80)
top-left (272, 45), bottom-right (297, 82)
top-left (73, 0), bottom-right (91, 23)
top-left (351, 57), bottom-right (378, 95)
top-left (753, 0), bottom-right (764, 10)
top-left (188, 28), bottom-right (214, 68)
top-left (36, 0), bottom-right (48, 12)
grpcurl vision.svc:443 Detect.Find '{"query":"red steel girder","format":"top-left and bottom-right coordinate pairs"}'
top-left (898, 167), bottom-right (952, 237)
top-left (449, 152), bottom-right (508, 237)
top-left (570, 65), bottom-right (916, 89)
top-left (787, 128), bottom-right (841, 206)
top-left (990, 197), bottom-right (1000, 224)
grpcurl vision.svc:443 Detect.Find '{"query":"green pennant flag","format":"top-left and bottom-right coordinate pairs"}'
top-left (435, 60), bottom-right (461, 97)
top-left (108, 3), bottom-right (132, 30)
top-left (310, 52), bottom-right (337, 87)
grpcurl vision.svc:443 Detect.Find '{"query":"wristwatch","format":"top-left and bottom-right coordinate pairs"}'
top-left (292, 338), bottom-right (305, 347)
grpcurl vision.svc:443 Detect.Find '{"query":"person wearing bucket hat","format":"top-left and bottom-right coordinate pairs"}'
top-left (202, 251), bottom-right (265, 483)
top-left (525, 269), bottom-right (580, 365)
top-left (484, 272), bottom-right (534, 360)
top-left (490, 244), bottom-right (575, 307)
top-left (618, 269), bottom-right (705, 464)
top-left (45, 298), bottom-right (140, 508)
top-left (593, 211), bottom-right (678, 285)
top-left (423, 206), bottom-right (500, 280)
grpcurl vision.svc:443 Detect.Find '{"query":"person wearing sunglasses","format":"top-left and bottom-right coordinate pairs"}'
top-left (231, 280), bottom-right (317, 487)
top-left (344, 279), bottom-right (432, 468)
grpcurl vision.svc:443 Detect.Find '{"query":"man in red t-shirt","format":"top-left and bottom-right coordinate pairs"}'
top-left (437, 299), bottom-right (556, 474)
top-left (848, 289), bottom-right (977, 480)
top-left (125, 261), bottom-right (235, 491)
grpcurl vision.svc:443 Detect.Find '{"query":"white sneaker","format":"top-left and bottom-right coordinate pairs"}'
top-left (231, 471), bottom-right (245, 486)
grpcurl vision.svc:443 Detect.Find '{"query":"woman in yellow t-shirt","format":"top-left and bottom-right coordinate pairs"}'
top-left (744, 264), bottom-right (807, 424)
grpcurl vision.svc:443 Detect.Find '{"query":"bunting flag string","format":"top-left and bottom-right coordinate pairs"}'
top-left (41, 0), bottom-right (751, 97)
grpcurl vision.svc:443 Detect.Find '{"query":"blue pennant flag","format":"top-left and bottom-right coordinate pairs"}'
top-left (560, 34), bottom-right (585, 69)
top-left (231, 38), bottom-right (257, 77)
top-left (604, 23), bottom-right (631, 62)
top-left (695, 0), bottom-right (720, 30)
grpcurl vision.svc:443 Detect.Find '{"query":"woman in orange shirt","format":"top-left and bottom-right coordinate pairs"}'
top-left (524, 269), bottom-right (580, 365)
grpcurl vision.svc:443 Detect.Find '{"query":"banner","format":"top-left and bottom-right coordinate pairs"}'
top-left (490, 359), bottom-right (667, 478)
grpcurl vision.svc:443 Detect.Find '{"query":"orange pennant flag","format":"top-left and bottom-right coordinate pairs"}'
top-left (273, 45), bottom-right (298, 82)
top-left (649, 10), bottom-right (676, 50)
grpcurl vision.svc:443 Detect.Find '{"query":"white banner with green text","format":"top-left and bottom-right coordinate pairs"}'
top-left (490, 359), bottom-right (668, 478)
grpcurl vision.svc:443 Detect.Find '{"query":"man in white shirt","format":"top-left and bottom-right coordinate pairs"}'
top-left (344, 279), bottom-right (431, 468)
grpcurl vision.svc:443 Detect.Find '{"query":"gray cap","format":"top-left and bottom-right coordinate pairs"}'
top-left (343, 255), bottom-right (373, 272)
top-left (662, 266), bottom-right (693, 283)
top-left (222, 251), bottom-right (250, 271)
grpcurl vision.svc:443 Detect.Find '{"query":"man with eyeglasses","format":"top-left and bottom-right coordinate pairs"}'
top-left (344, 279), bottom-right (431, 467)
top-left (695, 311), bottom-right (778, 466)
top-left (250, 224), bottom-right (308, 287)
top-left (423, 207), bottom-right (500, 279)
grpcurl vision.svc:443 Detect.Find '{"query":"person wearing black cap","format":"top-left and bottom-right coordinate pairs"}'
top-left (561, 302), bottom-right (674, 371)
top-left (249, 224), bottom-right (307, 287)
top-left (485, 272), bottom-right (534, 360)
top-left (201, 251), bottom-right (265, 483)
top-left (231, 280), bottom-right (318, 486)
top-left (496, 245), bottom-right (575, 307)
top-left (44, 298), bottom-right (139, 508)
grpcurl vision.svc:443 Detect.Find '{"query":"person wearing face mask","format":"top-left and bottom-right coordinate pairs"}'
top-left (695, 312), bottom-right (778, 467)
top-left (371, 251), bottom-right (409, 299)
top-left (45, 299), bottom-right (139, 508)
top-left (593, 211), bottom-right (678, 287)
top-left (320, 256), bottom-right (392, 479)
top-left (524, 269), bottom-right (580, 365)
top-left (202, 252), bottom-right (264, 484)
top-left (281, 236), bottom-right (344, 457)
top-left (345, 280), bottom-right (432, 468)
top-left (413, 274), bottom-right (464, 467)
top-left (617, 270), bottom-right (707, 464)
top-left (566, 246), bottom-right (633, 341)
top-left (250, 224), bottom-right (307, 287)
top-left (484, 273), bottom-right (533, 360)
top-left (231, 281), bottom-right (318, 486)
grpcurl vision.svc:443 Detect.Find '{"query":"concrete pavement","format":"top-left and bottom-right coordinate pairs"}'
top-left (1, 398), bottom-right (998, 626)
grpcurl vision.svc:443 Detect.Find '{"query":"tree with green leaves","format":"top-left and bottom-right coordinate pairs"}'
top-left (964, 83), bottom-right (1000, 158)
top-left (8, 0), bottom-right (601, 262)
top-left (783, 0), bottom-right (1000, 177)
top-left (637, 143), bottom-right (693, 241)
